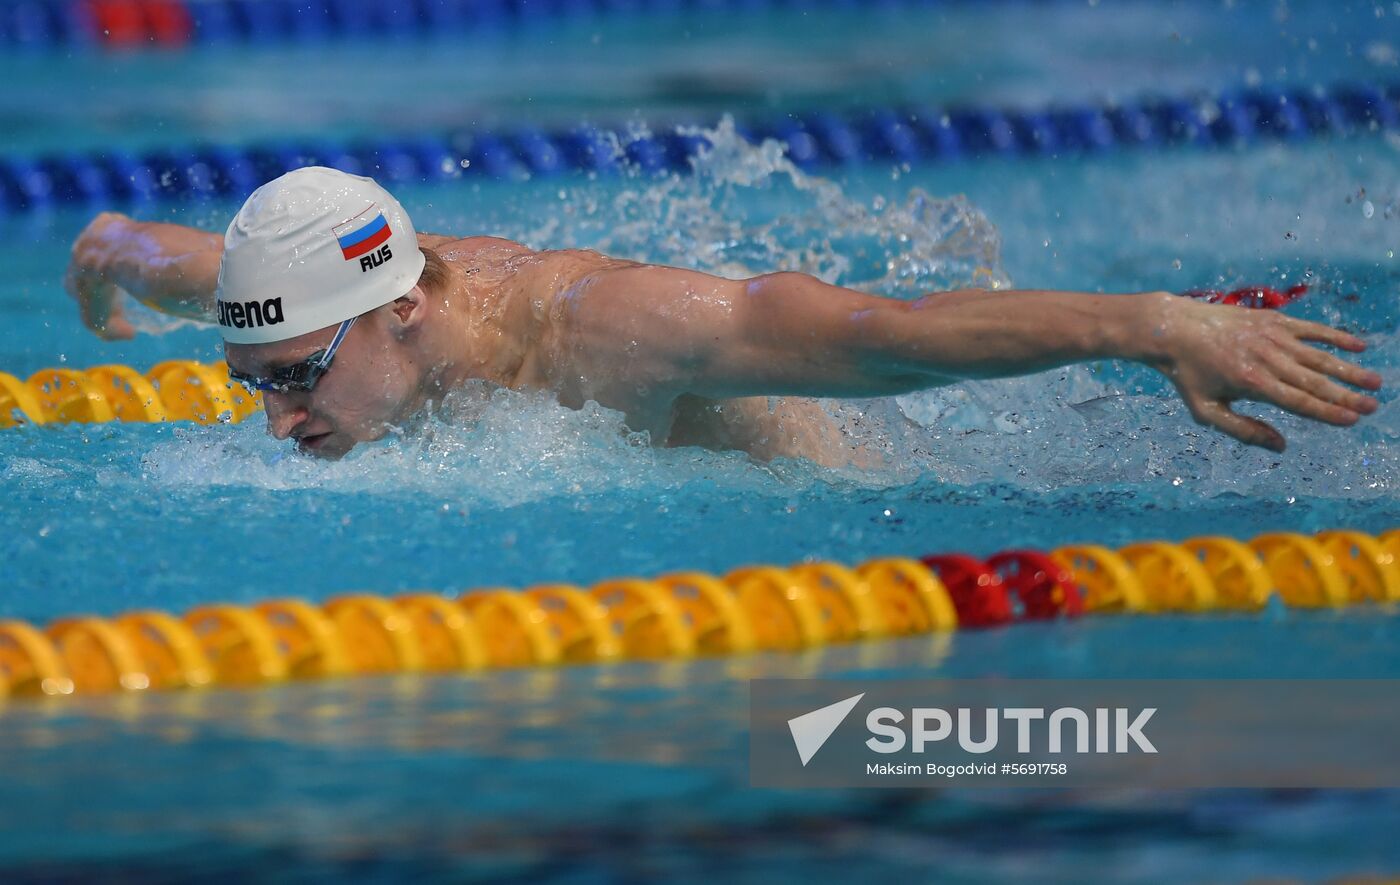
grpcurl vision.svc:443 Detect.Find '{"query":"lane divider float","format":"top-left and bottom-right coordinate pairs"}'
top-left (0, 360), bottom-right (259, 428)
top-left (0, 0), bottom-right (1245, 51)
top-left (1, 528), bottom-right (1396, 700)
top-left (0, 81), bottom-right (1396, 214)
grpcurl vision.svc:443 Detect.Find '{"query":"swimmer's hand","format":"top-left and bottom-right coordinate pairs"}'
top-left (1140, 292), bottom-right (1381, 452)
top-left (63, 212), bottom-right (222, 338)
top-left (64, 212), bottom-right (137, 340)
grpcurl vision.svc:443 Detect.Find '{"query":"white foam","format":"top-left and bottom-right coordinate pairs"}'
top-left (140, 381), bottom-right (842, 502)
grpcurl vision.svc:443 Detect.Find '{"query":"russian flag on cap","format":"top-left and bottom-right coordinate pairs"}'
top-left (333, 207), bottom-right (392, 260)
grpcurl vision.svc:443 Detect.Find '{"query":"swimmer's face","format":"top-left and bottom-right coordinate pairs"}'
top-left (225, 304), bottom-right (422, 459)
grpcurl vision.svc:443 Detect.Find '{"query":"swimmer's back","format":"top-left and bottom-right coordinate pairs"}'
top-left (421, 237), bottom-right (874, 467)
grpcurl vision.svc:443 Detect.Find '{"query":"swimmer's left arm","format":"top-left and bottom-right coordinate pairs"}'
top-left (576, 266), bottom-right (1128, 399)
top-left (624, 271), bottom-right (1165, 397)
top-left (730, 272), bottom-right (1382, 451)
top-left (577, 265), bottom-right (1381, 451)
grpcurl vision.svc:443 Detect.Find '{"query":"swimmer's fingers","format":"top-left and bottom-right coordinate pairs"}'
top-left (63, 263), bottom-right (134, 341)
top-left (1261, 349), bottom-right (1379, 419)
top-left (1242, 366), bottom-right (1364, 427)
top-left (64, 211), bottom-right (137, 340)
top-left (82, 293), bottom-right (136, 341)
top-left (1184, 394), bottom-right (1286, 452)
top-left (1280, 315), bottom-right (1367, 353)
top-left (1283, 337), bottom-right (1383, 392)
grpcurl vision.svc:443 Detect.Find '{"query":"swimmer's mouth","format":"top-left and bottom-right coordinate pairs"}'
top-left (295, 432), bottom-right (333, 454)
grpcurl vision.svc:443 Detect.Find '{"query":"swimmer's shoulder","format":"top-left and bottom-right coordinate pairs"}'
top-left (415, 233), bottom-right (533, 262)
top-left (415, 235), bottom-right (542, 290)
top-left (416, 235), bottom-right (642, 311)
top-left (442, 237), bottom-right (640, 287)
top-left (416, 235), bottom-right (623, 274)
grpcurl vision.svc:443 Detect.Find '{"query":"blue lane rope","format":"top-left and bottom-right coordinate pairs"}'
top-left (0, 81), bottom-right (1396, 215)
top-left (3, 0), bottom-right (1146, 50)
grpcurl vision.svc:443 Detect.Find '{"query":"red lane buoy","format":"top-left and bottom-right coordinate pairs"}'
top-left (87, 0), bottom-right (147, 47)
top-left (1181, 283), bottom-right (1309, 310)
top-left (143, 0), bottom-right (193, 47)
top-left (919, 554), bottom-right (1013, 627)
top-left (986, 550), bottom-right (1083, 620)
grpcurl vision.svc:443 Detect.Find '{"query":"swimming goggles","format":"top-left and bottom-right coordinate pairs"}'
top-left (228, 317), bottom-right (356, 394)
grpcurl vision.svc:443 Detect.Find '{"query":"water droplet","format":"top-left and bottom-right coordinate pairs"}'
top-left (1362, 200), bottom-right (1375, 219)
top-left (1172, 258), bottom-right (1183, 270)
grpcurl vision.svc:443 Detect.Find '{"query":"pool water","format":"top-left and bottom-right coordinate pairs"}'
top-left (3, 0), bottom-right (1398, 152)
top-left (2, 1), bottom-right (1400, 880)
top-left (5, 123), bottom-right (1397, 617)
top-left (2, 616), bottom-right (1400, 881)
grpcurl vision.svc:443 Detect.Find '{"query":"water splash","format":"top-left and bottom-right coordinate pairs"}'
top-left (524, 115), bottom-right (1010, 296)
top-left (121, 296), bottom-right (205, 336)
top-left (140, 381), bottom-right (842, 503)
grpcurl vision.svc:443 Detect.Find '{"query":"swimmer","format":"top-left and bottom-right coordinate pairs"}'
top-left (64, 166), bottom-right (1381, 465)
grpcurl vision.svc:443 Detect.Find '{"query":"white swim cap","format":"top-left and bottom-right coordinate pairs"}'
top-left (215, 166), bottom-right (426, 344)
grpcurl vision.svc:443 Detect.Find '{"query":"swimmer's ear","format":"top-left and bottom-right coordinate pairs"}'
top-left (388, 286), bottom-right (428, 332)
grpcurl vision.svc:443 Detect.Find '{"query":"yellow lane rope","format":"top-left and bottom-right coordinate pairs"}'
top-left (1, 528), bottom-right (1395, 700)
top-left (1, 361), bottom-right (260, 428)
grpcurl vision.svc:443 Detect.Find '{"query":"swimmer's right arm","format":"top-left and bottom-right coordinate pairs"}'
top-left (64, 212), bottom-right (223, 339)
top-left (66, 214), bottom-right (467, 340)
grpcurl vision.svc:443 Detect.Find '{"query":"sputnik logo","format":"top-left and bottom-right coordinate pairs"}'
top-left (787, 693), bottom-right (864, 766)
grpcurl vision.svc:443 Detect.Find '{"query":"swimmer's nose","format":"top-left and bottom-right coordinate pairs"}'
top-left (262, 391), bottom-right (308, 441)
